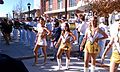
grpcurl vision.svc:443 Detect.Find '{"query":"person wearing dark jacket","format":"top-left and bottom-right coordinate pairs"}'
top-left (50, 21), bottom-right (61, 61)
top-left (1, 19), bottom-right (12, 45)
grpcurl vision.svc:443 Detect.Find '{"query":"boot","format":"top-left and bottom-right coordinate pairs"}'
top-left (65, 58), bottom-right (70, 70)
top-left (57, 58), bottom-right (62, 70)
top-left (84, 67), bottom-right (89, 72)
top-left (91, 65), bottom-right (95, 72)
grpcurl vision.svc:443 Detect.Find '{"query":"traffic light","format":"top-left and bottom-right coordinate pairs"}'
top-left (0, 0), bottom-right (4, 4)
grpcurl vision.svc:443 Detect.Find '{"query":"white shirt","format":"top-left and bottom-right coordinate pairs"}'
top-left (99, 23), bottom-right (108, 38)
top-left (61, 22), bottom-right (66, 30)
top-left (109, 22), bottom-right (119, 37)
top-left (77, 21), bottom-right (88, 35)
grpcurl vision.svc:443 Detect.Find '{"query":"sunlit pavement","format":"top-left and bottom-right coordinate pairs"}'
top-left (22, 56), bottom-right (113, 72)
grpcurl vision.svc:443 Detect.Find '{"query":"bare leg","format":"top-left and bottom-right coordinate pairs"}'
top-left (84, 51), bottom-right (90, 72)
top-left (33, 44), bottom-right (40, 64)
top-left (57, 48), bottom-right (64, 59)
top-left (91, 53), bottom-right (97, 66)
top-left (91, 53), bottom-right (97, 72)
top-left (110, 61), bottom-right (119, 72)
top-left (42, 46), bottom-right (47, 64)
top-left (56, 48), bottom-right (64, 70)
top-left (65, 49), bottom-right (71, 69)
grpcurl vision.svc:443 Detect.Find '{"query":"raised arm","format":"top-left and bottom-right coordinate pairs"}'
top-left (98, 28), bottom-right (108, 40)
top-left (55, 36), bottom-right (62, 48)
top-left (79, 31), bottom-right (88, 51)
top-left (44, 27), bottom-right (51, 36)
top-left (69, 32), bottom-right (76, 43)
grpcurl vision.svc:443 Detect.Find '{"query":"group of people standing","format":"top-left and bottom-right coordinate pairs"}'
top-left (77, 13), bottom-right (120, 72)
top-left (32, 13), bottom-right (108, 72)
top-left (0, 12), bottom-right (120, 72)
top-left (32, 17), bottom-right (76, 71)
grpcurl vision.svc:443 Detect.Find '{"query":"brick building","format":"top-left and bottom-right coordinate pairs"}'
top-left (43, 0), bottom-right (117, 19)
top-left (44, 0), bottom-right (84, 19)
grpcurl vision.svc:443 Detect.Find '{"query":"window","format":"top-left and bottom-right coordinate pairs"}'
top-left (49, 0), bottom-right (53, 11)
top-left (69, 0), bottom-right (77, 7)
top-left (58, 0), bottom-right (63, 9)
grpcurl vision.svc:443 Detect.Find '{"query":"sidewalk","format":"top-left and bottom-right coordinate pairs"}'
top-left (23, 57), bottom-right (110, 72)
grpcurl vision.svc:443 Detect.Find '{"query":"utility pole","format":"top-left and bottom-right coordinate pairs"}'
top-left (65, 0), bottom-right (67, 19)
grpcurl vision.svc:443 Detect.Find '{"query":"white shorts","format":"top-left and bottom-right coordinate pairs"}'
top-left (36, 38), bottom-right (47, 46)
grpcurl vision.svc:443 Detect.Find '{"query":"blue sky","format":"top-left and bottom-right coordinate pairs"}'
top-left (0, 0), bottom-right (34, 17)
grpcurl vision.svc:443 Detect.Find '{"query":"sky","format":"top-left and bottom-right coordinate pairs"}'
top-left (0, 0), bottom-right (34, 17)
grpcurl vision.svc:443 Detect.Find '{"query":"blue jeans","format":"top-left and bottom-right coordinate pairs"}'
top-left (78, 35), bottom-right (84, 58)
top-left (53, 46), bottom-right (58, 59)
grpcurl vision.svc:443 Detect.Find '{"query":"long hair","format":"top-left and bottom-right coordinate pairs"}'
top-left (62, 22), bottom-right (70, 35)
top-left (92, 16), bottom-right (98, 28)
top-left (39, 17), bottom-right (45, 27)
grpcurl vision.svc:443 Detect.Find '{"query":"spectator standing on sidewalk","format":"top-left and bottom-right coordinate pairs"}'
top-left (80, 16), bottom-right (108, 72)
top-left (76, 14), bottom-right (88, 60)
top-left (7, 20), bottom-right (13, 42)
top-left (60, 17), bottom-right (66, 31)
top-left (101, 14), bottom-right (120, 72)
top-left (33, 17), bottom-right (51, 65)
top-left (1, 19), bottom-right (12, 45)
top-left (13, 19), bottom-right (20, 42)
top-left (98, 17), bottom-right (109, 58)
top-left (55, 22), bottom-right (76, 70)
top-left (50, 20), bottom-right (61, 61)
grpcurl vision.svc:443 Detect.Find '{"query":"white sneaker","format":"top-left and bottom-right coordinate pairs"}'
top-left (65, 66), bottom-right (69, 70)
top-left (54, 65), bottom-right (62, 71)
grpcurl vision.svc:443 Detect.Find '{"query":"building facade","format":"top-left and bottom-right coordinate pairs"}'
top-left (44, 0), bottom-right (116, 19)
top-left (22, 0), bottom-right (116, 19)
top-left (44, 0), bottom-right (82, 19)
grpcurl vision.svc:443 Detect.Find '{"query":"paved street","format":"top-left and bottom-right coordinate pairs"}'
top-left (0, 32), bottom-right (120, 72)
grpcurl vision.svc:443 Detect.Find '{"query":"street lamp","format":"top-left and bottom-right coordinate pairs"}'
top-left (12, 10), bottom-right (15, 19)
top-left (6, 14), bottom-right (8, 19)
top-left (27, 3), bottom-right (31, 17)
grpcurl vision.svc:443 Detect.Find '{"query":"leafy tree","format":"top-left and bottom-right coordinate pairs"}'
top-left (90, 0), bottom-right (120, 17)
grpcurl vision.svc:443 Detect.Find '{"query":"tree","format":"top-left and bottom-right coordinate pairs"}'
top-left (13, 0), bottom-right (26, 19)
top-left (90, 0), bottom-right (120, 17)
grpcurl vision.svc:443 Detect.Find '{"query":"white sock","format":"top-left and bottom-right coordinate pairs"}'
top-left (57, 58), bottom-right (61, 70)
top-left (84, 67), bottom-right (89, 72)
top-left (65, 58), bottom-right (70, 69)
top-left (91, 65), bottom-right (95, 72)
